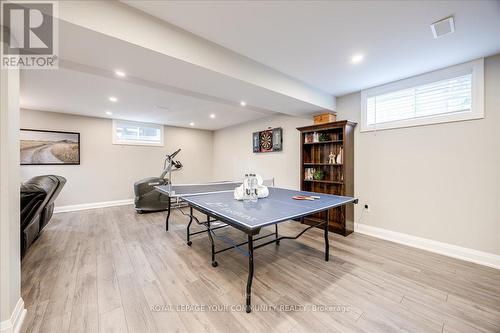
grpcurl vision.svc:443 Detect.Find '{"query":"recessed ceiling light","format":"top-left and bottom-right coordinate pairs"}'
top-left (105, 111), bottom-right (113, 115)
top-left (351, 54), bottom-right (364, 64)
top-left (189, 122), bottom-right (195, 126)
top-left (114, 70), bottom-right (126, 77)
top-left (210, 114), bottom-right (216, 119)
top-left (109, 96), bottom-right (118, 102)
top-left (240, 101), bottom-right (247, 106)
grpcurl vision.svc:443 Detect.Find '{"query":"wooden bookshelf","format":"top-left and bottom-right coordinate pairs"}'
top-left (297, 120), bottom-right (357, 236)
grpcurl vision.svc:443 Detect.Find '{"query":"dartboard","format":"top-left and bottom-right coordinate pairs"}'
top-left (259, 130), bottom-right (273, 151)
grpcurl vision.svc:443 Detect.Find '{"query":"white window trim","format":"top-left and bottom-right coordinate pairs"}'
top-left (112, 119), bottom-right (164, 146)
top-left (360, 58), bottom-right (484, 132)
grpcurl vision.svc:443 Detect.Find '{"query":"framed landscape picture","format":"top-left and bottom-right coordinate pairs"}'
top-left (20, 129), bottom-right (80, 165)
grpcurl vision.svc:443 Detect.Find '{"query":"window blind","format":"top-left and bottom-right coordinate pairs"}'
top-left (367, 74), bottom-right (472, 126)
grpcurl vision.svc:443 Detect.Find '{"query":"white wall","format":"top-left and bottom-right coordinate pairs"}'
top-left (336, 54), bottom-right (500, 256)
top-left (20, 109), bottom-right (214, 207)
top-left (212, 115), bottom-right (312, 189)
top-left (1, 64), bottom-right (25, 329)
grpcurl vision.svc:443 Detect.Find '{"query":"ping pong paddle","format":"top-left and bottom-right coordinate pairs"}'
top-left (292, 195), bottom-right (320, 201)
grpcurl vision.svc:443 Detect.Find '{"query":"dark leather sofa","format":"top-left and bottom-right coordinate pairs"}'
top-left (20, 175), bottom-right (66, 257)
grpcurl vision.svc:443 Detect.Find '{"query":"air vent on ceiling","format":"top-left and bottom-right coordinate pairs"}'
top-left (431, 16), bottom-right (455, 39)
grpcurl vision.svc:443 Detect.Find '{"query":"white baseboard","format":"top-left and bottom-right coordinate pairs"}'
top-left (0, 298), bottom-right (26, 333)
top-left (54, 198), bottom-right (134, 213)
top-left (354, 223), bottom-right (500, 270)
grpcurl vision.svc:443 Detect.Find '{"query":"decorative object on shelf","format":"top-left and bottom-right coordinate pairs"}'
top-left (313, 169), bottom-right (324, 180)
top-left (312, 132), bottom-right (319, 143)
top-left (328, 151), bottom-right (335, 164)
top-left (304, 133), bottom-right (314, 143)
top-left (304, 168), bottom-right (315, 180)
top-left (319, 132), bottom-right (330, 142)
top-left (20, 129), bottom-right (80, 165)
top-left (313, 112), bottom-right (337, 125)
top-left (253, 127), bottom-right (282, 153)
top-left (336, 147), bottom-right (343, 164)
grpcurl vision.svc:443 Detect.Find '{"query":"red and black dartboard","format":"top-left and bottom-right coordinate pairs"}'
top-left (259, 130), bottom-right (273, 152)
top-left (252, 127), bottom-right (282, 153)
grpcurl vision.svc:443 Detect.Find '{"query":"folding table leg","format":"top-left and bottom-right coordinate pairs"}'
top-left (186, 206), bottom-right (193, 246)
top-left (246, 235), bottom-right (254, 313)
top-left (206, 216), bottom-right (218, 267)
top-left (165, 196), bottom-right (171, 231)
top-left (275, 224), bottom-right (280, 245)
top-left (324, 210), bottom-right (330, 261)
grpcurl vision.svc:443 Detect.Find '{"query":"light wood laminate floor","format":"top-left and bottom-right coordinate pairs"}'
top-left (21, 205), bottom-right (500, 333)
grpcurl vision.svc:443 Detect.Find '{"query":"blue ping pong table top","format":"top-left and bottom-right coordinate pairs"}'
top-left (179, 187), bottom-right (356, 231)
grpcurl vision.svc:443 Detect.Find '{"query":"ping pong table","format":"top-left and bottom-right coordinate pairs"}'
top-left (155, 182), bottom-right (357, 313)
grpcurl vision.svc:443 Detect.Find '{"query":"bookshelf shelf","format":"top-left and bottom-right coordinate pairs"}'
top-left (303, 179), bottom-right (343, 184)
top-left (303, 163), bottom-right (343, 166)
top-left (297, 120), bottom-right (357, 236)
top-left (303, 140), bottom-right (343, 145)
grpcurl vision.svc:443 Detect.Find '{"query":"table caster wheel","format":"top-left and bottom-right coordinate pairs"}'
top-left (276, 240), bottom-right (280, 245)
top-left (187, 241), bottom-right (192, 246)
top-left (246, 305), bottom-right (251, 313)
top-left (211, 261), bottom-right (218, 267)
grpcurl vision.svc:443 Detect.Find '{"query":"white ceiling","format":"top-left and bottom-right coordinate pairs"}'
top-left (124, 0), bottom-right (500, 96)
top-left (21, 67), bottom-right (269, 130)
top-left (21, 18), bottom-right (330, 130)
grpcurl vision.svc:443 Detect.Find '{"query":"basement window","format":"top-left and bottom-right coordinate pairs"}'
top-left (112, 120), bottom-right (164, 146)
top-left (360, 58), bottom-right (484, 132)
